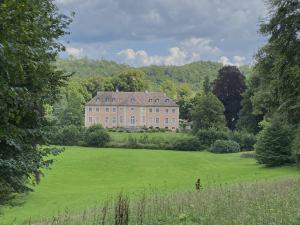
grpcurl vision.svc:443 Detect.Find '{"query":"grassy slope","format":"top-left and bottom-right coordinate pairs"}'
top-left (1, 147), bottom-right (298, 224)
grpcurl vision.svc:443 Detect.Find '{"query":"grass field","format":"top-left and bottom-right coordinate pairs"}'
top-left (0, 147), bottom-right (298, 224)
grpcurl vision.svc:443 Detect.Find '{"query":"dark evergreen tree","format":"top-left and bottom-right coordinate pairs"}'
top-left (255, 115), bottom-right (293, 167)
top-left (213, 66), bottom-right (246, 130)
top-left (0, 0), bottom-right (71, 203)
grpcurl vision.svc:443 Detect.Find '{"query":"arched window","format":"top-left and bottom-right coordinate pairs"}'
top-left (130, 116), bottom-right (135, 125)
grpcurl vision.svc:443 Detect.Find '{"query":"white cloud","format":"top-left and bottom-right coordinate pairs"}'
top-left (65, 47), bottom-right (84, 58)
top-left (117, 37), bottom-right (221, 66)
top-left (219, 55), bottom-right (246, 67)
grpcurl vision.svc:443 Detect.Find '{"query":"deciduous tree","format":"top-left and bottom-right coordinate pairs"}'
top-left (213, 66), bottom-right (246, 130)
top-left (0, 0), bottom-right (71, 203)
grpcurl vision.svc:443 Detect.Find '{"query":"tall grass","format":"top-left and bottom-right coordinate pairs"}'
top-left (21, 177), bottom-right (300, 225)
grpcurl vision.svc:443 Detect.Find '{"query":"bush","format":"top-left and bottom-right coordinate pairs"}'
top-left (229, 131), bottom-right (256, 151)
top-left (255, 116), bottom-right (293, 167)
top-left (60, 125), bottom-right (83, 145)
top-left (85, 125), bottom-right (111, 147)
top-left (196, 128), bottom-right (229, 147)
top-left (172, 137), bottom-right (203, 151)
top-left (210, 140), bottom-right (240, 153)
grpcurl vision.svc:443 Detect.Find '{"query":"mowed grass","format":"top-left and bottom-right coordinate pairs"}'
top-left (0, 147), bottom-right (298, 224)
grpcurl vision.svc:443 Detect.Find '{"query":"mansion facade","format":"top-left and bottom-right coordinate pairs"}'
top-left (85, 91), bottom-right (179, 130)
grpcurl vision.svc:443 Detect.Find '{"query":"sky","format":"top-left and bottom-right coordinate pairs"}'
top-left (55, 0), bottom-right (269, 67)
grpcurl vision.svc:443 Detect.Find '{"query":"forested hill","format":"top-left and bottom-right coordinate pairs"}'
top-left (56, 58), bottom-right (252, 89)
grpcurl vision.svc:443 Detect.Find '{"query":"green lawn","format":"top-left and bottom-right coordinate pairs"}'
top-left (1, 147), bottom-right (298, 224)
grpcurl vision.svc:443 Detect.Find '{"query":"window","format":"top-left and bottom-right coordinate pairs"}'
top-left (119, 107), bottom-right (123, 111)
top-left (149, 108), bottom-right (152, 113)
top-left (149, 117), bottom-right (152, 125)
top-left (149, 99), bottom-right (153, 102)
top-left (112, 117), bottom-right (116, 124)
top-left (155, 98), bottom-right (159, 103)
top-left (131, 107), bottom-right (135, 111)
top-left (172, 108), bottom-right (176, 113)
top-left (96, 107), bottom-right (100, 112)
top-left (165, 118), bottom-right (169, 124)
top-left (105, 107), bottom-right (109, 112)
top-left (155, 117), bottom-right (159, 124)
top-left (105, 97), bottom-right (109, 102)
top-left (89, 107), bottom-right (92, 112)
top-left (89, 117), bottom-right (92, 122)
top-left (120, 116), bottom-right (124, 124)
top-left (130, 116), bottom-right (135, 125)
top-left (165, 108), bottom-right (169, 113)
top-left (131, 97), bottom-right (135, 103)
top-left (112, 98), bottom-right (116, 102)
top-left (96, 98), bottom-right (100, 102)
top-left (105, 117), bottom-right (109, 124)
top-left (165, 99), bottom-right (169, 103)
top-left (156, 108), bottom-right (159, 113)
top-left (112, 107), bottom-right (117, 112)
top-left (172, 118), bottom-right (176, 124)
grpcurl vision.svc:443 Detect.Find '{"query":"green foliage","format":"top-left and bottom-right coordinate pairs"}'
top-left (85, 125), bottom-right (111, 147)
top-left (111, 69), bottom-right (150, 92)
top-left (236, 80), bottom-right (264, 134)
top-left (192, 93), bottom-right (226, 133)
top-left (172, 136), bottom-right (203, 151)
top-left (55, 125), bottom-right (84, 146)
top-left (229, 131), bottom-right (256, 151)
top-left (292, 127), bottom-right (300, 167)
top-left (56, 58), bottom-right (253, 91)
top-left (0, 0), bottom-right (71, 203)
top-left (55, 58), bottom-right (129, 77)
top-left (196, 128), bottom-right (230, 148)
top-left (213, 66), bottom-right (246, 130)
top-left (252, 0), bottom-right (300, 124)
top-left (210, 140), bottom-right (241, 154)
top-left (255, 116), bottom-right (293, 167)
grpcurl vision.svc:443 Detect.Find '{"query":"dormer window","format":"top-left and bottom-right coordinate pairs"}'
top-left (149, 99), bottom-right (153, 102)
top-left (112, 98), bottom-right (116, 102)
top-left (165, 99), bottom-right (169, 103)
top-left (105, 97), bottom-right (109, 102)
top-left (96, 98), bottom-right (100, 102)
top-left (155, 99), bottom-right (159, 103)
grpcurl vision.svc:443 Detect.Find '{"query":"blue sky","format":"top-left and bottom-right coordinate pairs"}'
top-left (56, 0), bottom-right (268, 67)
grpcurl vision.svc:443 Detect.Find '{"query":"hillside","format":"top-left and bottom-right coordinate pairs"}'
top-left (56, 58), bottom-right (253, 90)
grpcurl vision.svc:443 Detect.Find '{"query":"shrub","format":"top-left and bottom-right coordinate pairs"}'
top-left (229, 131), bottom-right (256, 151)
top-left (128, 136), bottom-right (139, 148)
top-left (255, 116), bottom-right (293, 167)
top-left (85, 125), bottom-right (111, 147)
top-left (60, 125), bottom-right (83, 146)
top-left (196, 128), bottom-right (229, 147)
top-left (172, 137), bottom-right (203, 151)
top-left (210, 140), bottom-right (240, 153)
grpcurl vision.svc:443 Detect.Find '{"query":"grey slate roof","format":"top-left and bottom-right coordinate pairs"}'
top-left (85, 91), bottom-right (178, 107)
